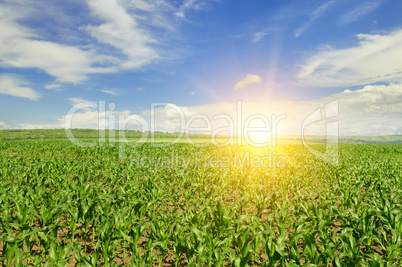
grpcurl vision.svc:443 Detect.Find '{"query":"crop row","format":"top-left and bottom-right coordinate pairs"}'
top-left (0, 140), bottom-right (401, 266)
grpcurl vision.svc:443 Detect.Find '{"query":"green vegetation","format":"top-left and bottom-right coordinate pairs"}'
top-left (0, 129), bottom-right (210, 141)
top-left (0, 139), bottom-right (401, 266)
top-left (1, 129), bottom-right (401, 145)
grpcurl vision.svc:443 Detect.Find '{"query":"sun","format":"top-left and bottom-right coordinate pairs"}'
top-left (249, 131), bottom-right (271, 144)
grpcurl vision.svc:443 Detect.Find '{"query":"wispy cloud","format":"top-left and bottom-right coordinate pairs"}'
top-left (340, 1), bottom-right (381, 25)
top-left (18, 83), bottom-right (402, 136)
top-left (118, 0), bottom-right (176, 31)
top-left (84, 0), bottom-right (160, 70)
top-left (18, 109), bottom-right (133, 130)
top-left (101, 89), bottom-right (118, 95)
top-left (295, 0), bottom-right (337, 38)
top-left (0, 75), bottom-right (40, 101)
top-left (120, 0), bottom-right (159, 12)
top-left (252, 30), bottom-right (269, 43)
top-left (68, 97), bottom-right (94, 106)
top-left (0, 4), bottom-right (117, 84)
top-left (297, 29), bottom-right (402, 87)
top-left (67, 97), bottom-right (99, 111)
top-left (0, 0), bottom-right (216, 87)
top-left (233, 74), bottom-right (262, 90)
top-left (175, 0), bottom-right (203, 18)
top-left (45, 84), bottom-right (62, 90)
top-left (0, 0), bottom-right (177, 84)
top-left (252, 27), bottom-right (279, 43)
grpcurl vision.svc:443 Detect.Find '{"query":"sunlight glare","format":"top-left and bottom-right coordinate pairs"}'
top-left (250, 131), bottom-right (270, 144)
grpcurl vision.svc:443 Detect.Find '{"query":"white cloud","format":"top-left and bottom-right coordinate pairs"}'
top-left (0, 0), bottom-right (176, 84)
top-left (190, 91), bottom-right (195, 95)
top-left (340, 1), bottom-right (381, 25)
top-left (140, 103), bottom-right (197, 132)
top-left (0, 121), bottom-right (10, 129)
top-left (68, 97), bottom-right (88, 105)
top-left (19, 123), bottom-right (59, 130)
top-left (233, 74), bottom-right (262, 90)
top-left (16, 83), bottom-right (402, 136)
top-left (61, 109), bottom-right (134, 129)
top-left (101, 89), bottom-right (118, 95)
top-left (119, 0), bottom-right (175, 31)
top-left (297, 29), bottom-right (402, 87)
top-left (45, 84), bottom-right (62, 90)
top-left (0, 75), bottom-right (40, 101)
top-left (175, 0), bottom-right (203, 18)
top-left (0, 5), bottom-right (117, 84)
top-left (18, 108), bottom-right (134, 130)
top-left (67, 97), bottom-right (97, 111)
top-left (252, 31), bottom-right (268, 43)
top-left (144, 83), bottom-right (402, 136)
top-left (252, 27), bottom-right (278, 43)
top-left (295, 0), bottom-right (337, 38)
top-left (68, 97), bottom-right (93, 106)
top-left (84, 0), bottom-right (160, 69)
top-left (0, 0), bottom-right (212, 86)
top-left (121, 0), bottom-right (159, 12)
top-left (0, 5), bottom-right (118, 83)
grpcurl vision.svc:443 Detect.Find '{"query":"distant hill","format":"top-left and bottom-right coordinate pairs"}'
top-left (297, 135), bottom-right (402, 144)
top-left (0, 129), bottom-right (211, 140)
top-left (0, 129), bottom-right (401, 144)
top-left (338, 135), bottom-right (402, 144)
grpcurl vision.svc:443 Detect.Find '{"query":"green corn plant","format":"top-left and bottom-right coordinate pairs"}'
top-left (1, 139), bottom-right (402, 265)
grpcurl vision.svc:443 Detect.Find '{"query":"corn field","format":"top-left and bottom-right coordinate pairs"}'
top-left (0, 140), bottom-right (401, 266)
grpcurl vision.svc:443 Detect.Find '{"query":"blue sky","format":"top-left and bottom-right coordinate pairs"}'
top-left (0, 0), bottom-right (401, 135)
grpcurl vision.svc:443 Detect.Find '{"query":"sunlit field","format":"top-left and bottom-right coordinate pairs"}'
top-left (1, 139), bottom-right (401, 266)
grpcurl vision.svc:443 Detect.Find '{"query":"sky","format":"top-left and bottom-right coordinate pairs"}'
top-left (0, 0), bottom-right (402, 136)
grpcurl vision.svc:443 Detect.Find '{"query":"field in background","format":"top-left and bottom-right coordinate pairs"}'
top-left (0, 138), bottom-right (401, 266)
top-left (1, 129), bottom-right (402, 144)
